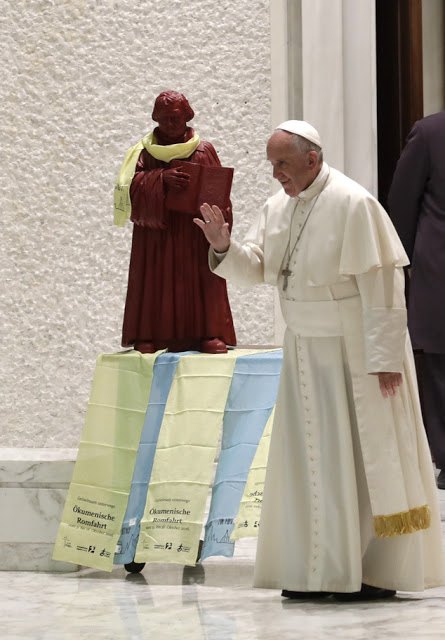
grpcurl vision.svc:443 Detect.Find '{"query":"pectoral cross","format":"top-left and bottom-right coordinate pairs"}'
top-left (282, 266), bottom-right (292, 291)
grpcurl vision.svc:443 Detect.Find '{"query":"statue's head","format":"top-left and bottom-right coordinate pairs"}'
top-left (152, 91), bottom-right (194, 142)
top-left (152, 91), bottom-right (194, 122)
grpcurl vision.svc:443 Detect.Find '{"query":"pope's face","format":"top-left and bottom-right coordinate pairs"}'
top-left (156, 107), bottom-right (188, 141)
top-left (266, 130), bottom-right (318, 197)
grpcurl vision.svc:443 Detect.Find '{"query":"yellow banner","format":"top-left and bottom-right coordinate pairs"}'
top-left (53, 350), bottom-right (160, 571)
top-left (135, 350), bottom-right (260, 566)
top-left (231, 408), bottom-right (275, 540)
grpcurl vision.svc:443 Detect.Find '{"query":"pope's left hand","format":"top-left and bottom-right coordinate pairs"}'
top-left (371, 372), bottom-right (403, 398)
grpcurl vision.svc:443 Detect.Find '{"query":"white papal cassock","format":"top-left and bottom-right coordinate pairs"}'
top-left (210, 162), bottom-right (445, 593)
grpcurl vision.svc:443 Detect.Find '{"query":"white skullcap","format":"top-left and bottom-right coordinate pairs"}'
top-left (275, 120), bottom-right (322, 148)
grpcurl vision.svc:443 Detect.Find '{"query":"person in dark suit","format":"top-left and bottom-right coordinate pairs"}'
top-left (388, 110), bottom-right (445, 489)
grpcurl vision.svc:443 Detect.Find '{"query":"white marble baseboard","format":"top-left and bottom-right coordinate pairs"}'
top-left (0, 448), bottom-right (80, 572)
top-left (0, 487), bottom-right (69, 543)
top-left (0, 448), bottom-right (78, 487)
top-left (0, 542), bottom-right (78, 572)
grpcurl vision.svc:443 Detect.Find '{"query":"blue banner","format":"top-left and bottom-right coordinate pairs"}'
top-left (114, 352), bottom-right (187, 563)
top-left (200, 350), bottom-right (282, 560)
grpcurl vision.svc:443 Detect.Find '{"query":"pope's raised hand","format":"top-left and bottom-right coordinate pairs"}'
top-left (194, 203), bottom-right (231, 253)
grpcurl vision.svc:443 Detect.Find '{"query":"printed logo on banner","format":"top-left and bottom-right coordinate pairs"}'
top-left (154, 542), bottom-right (173, 550)
top-left (236, 519), bottom-right (260, 529)
top-left (219, 531), bottom-right (232, 544)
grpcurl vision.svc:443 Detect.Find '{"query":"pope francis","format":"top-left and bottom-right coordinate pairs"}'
top-left (194, 121), bottom-right (445, 601)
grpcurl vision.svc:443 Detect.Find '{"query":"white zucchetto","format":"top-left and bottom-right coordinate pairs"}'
top-left (276, 120), bottom-right (322, 148)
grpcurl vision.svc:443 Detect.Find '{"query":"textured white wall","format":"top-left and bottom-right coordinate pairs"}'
top-left (0, 0), bottom-right (274, 447)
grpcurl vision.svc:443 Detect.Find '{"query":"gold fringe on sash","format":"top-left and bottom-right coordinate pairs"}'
top-left (373, 504), bottom-right (431, 538)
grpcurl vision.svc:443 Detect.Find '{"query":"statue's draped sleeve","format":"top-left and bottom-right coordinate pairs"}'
top-left (129, 151), bottom-right (167, 230)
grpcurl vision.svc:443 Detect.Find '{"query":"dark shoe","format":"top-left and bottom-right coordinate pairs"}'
top-left (201, 338), bottom-right (228, 354)
top-left (281, 589), bottom-right (331, 599)
top-left (124, 560), bottom-right (145, 574)
top-left (134, 341), bottom-right (156, 354)
top-left (437, 469), bottom-right (445, 490)
top-left (333, 583), bottom-right (396, 602)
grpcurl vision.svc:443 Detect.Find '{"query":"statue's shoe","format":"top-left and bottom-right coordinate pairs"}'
top-left (134, 341), bottom-right (156, 354)
top-left (201, 338), bottom-right (228, 354)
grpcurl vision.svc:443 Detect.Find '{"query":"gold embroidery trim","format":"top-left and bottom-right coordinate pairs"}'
top-left (373, 504), bottom-right (431, 538)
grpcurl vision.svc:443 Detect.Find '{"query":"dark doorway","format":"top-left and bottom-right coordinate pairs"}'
top-left (376, 0), bottom-right (424, 208)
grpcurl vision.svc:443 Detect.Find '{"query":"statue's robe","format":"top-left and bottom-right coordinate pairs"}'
top-left (122, 137), bottom-right (236, 350)
top-left (211, 162), bottom-right (445, 593)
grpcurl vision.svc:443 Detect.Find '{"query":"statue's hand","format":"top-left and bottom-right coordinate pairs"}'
top-left (163, 166), bottom-right (190, 191)
top-left (194, 203), bottom-right (231, 253)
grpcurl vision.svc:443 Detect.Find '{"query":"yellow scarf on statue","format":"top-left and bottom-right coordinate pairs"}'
top-left (113, 132), bottom-right (200, 227)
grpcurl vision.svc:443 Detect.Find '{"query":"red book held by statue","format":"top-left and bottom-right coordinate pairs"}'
top-left (165, 160), bottom-right (234, 215)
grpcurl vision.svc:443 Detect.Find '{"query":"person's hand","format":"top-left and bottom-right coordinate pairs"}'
top-left (194, 203), bottom-right (231, 253)
top-left (371, 372), bottom-right (403, 398)
top-left (163, 165), bottom-right (190, 191)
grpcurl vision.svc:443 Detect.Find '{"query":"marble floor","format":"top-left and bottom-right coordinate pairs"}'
top-left (3, 490), bottom-right (445, 640)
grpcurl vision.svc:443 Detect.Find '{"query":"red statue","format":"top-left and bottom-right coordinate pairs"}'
top-left (116, 91), bottom-right (236, 353)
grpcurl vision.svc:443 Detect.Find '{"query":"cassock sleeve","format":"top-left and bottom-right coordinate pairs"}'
top-left (337, 192), bottom-right (409, 373)
top-left (355, 266), bottom-right (407, 374)
top-left (387, 121), bottom-right (429, 261)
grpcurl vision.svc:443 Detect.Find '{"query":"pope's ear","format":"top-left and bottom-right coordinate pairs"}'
top-left (307, 150), bottom-right (318, 169)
